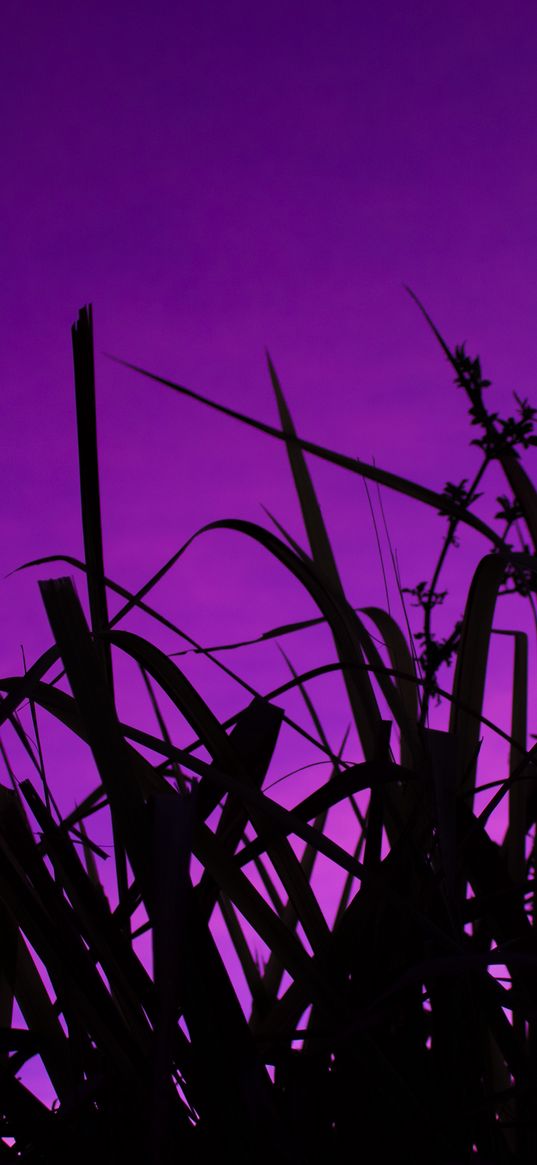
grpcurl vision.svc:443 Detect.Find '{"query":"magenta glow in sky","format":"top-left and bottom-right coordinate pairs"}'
top-left (2, 2), bottom-right (537, 1061)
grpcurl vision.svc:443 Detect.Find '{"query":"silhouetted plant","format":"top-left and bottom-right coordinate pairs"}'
top-left (1, 298), bottom-right (537, 1162)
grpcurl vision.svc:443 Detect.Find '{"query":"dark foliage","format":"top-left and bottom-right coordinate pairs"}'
top-left (2, 301), bottom-right (537, 1161)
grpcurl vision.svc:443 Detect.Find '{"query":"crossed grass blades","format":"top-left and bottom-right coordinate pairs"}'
top-left (2, 300), bottom-right (537, 1163)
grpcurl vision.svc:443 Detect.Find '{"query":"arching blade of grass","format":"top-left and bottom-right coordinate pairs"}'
top-left (448, 553), bottom-right (506, 803)
top-left (169, 610), bottom-right (331, 655)
top-left (289, 756), bottom-right (417, 824)
top-left (100, 529), bottom-right (374, 763)
top-left (14, 552), bottom-right (339, 756)
top-left (105, 629), bottom-right (246, 775)
top-left (188, 517), bottom-right (426, 768)
top-left (19, 543), bottom-right (535, 762)
top-left (265, 658), bottom-right (534, 754)
top-left (261, 505), bottom-right (313, 562)
top-left (0, 646), bottom-right (61, 729)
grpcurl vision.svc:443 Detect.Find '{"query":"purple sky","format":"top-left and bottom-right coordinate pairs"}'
top-left (2, 0), bottom-right (537, 1104)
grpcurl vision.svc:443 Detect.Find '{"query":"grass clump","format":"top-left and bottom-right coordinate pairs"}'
top-left (1, 297), bottom-right (537, 1162)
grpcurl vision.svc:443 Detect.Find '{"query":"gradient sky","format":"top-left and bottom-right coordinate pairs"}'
top-left (3, 0), bottom-right (537, 1104)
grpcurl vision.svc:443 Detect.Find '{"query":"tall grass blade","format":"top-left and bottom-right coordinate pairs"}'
top-left (448, 554), bottom-right (506, 803)
top-left (72, 306), bottom-right (113, 690)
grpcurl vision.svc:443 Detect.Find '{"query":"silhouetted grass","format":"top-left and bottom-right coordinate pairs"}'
top-left (2, 301), bottom-right (537, 1161)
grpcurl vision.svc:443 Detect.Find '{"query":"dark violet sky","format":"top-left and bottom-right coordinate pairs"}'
top-left (3, 0), bottom-right (537, 1095)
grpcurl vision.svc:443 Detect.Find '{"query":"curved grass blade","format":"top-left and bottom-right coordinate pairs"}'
top-left (13, 553), bottom-right (336, 756)
top-left (104, 629), bottom-right (246, 777)
top-left (261, 505), bottom-right (312, 563)
top-left (100, 547), bottom-right (377, 765)
top-left (19, 540), bottom-right (535, 767)
top-left (0, 645), bottom-right (61, 729)
top-left (185, 518), bottom-right (425, 767)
